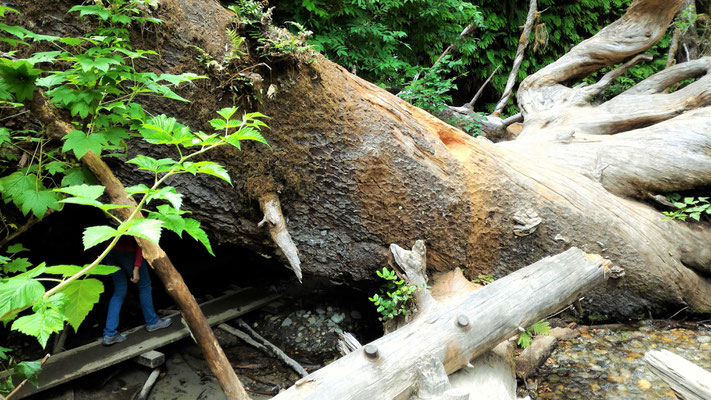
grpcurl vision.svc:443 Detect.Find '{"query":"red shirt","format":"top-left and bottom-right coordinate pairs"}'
top-left (113, 236), bottom-right (144, 268)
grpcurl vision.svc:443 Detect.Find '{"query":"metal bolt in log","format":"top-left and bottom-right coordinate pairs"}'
top-left (456, 315), bottom-right (470, 328)
top-left (364, 344), bottom-right (379, 359)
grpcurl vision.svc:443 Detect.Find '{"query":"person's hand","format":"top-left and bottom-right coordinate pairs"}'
top-left (131, 267), bottom-right (140, 283)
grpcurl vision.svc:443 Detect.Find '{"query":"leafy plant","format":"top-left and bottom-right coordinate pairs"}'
top-left (518, 319), bottom-right (551, 348)
top-left (369, 267), bottom-right (422, 321)
top-left (471, 273), bottom-right (495, 285)
top-left (0, 0), bottom-right (269, 366)
top-left (663, 194), bottom-right (711, 221)
top-left (0, 346), bottom-right (43, 397)
top-left (398, 55), bottom-right (461, 114)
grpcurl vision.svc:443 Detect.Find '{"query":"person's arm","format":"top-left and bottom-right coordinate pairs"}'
top-left (131, 245), bottom-right (143, 283)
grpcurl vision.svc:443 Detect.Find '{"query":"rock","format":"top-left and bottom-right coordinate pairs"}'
top-left (550, 327), bottom-right (579, 341)
top-left (350, 310), bottom-right (362, 320)
top-left (636, 378), bottom-right (651, 390)
top-left (281, 317), bottom-right (293, 327)
top-left (330, 313), bottom-right (345, 324)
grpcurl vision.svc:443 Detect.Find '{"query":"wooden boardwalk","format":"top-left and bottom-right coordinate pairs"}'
top-left (12, 287), bottom-right (279, 399)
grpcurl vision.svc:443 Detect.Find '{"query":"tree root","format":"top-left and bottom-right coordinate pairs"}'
top-left (258, 193), bottom-right (303, 282)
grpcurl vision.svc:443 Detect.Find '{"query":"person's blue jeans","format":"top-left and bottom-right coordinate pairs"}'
top-left (103, 250), bottom-right (160, 337)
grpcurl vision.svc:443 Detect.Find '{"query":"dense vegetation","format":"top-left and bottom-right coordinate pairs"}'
top-left (271, 0), bottom-right (710, 115)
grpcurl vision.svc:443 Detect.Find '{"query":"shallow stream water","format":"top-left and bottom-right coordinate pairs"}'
top-left (536, 321), bottom-right (711, 399)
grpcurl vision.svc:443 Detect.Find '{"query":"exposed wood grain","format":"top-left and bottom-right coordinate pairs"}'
top-left (645, 350), bottom-right (711, 399)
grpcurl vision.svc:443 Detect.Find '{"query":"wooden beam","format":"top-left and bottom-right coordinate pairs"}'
top-left (273, 248), bottom-right (610, 400)
top-left (9, 289), bottom-right (278, 399)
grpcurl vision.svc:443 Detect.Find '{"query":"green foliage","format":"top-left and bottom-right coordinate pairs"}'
top-left (0, 346), bottom-right (42, 396)
top-left (0, 0), bottom-right (269, 358)
top-left (398, 56), bottom-right (461, 114)
top-left (471, 273), bottom-right (495, 286)
top-left (368, 267), bottom-right (422, 321)
top-left (518, 319), bottom-right (551, 348)
top-left (663, 194), bottom-right (711, 221)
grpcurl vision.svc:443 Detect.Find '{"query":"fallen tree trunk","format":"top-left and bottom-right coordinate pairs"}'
top-left (272, 247), bottom-right (610, 399)
top-left (13, 0), bottom-right (711, 320)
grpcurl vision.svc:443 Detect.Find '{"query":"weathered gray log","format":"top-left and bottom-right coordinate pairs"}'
top-left (448, 340), bottom-right (516, 400)
top-left (273, 248), bottom-right (610, 400)
top-left (644, 350), bottom-right (711, 400)
top-left (515, 335), bottom-right (557, 379)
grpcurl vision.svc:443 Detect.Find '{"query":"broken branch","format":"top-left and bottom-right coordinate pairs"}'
top-left (258, 193), bottom-right (303, 282)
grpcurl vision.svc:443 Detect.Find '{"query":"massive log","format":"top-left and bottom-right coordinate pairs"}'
top-left (12, 0), bottom-right (711, 318)
top-left (271, 247), bottom-right (609, 399)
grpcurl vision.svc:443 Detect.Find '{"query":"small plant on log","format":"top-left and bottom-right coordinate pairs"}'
top-left (517, 319), bottom-right (551, 348)
top-left (369, 267), bottom-right (422, 321)
top-left (663, 194), bottom-right (711, 221)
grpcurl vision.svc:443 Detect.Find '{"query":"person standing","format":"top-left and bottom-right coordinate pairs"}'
top-left (103, 236), bottom-right (172, 345)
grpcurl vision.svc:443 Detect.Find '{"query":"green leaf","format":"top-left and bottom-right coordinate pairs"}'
top-left (159, 73), bottom-right (204, 85)
top-left (44, 160), bottom-right (67, 175)
top-left (18, 188), bottom-right (62, 218)
top-left (216, 107), bottom-right (238, 120)
top-left (61, 167), bottom-right (97, 187)
top-left (120, 219), bottom-right (163, 244)
top-left (188, 161), bottom-right (231, 185)
top-left (25, 51), bottom-right (61, 64)
top-left (68, 5), bottom-right (111, 21)
top-left (62, 130), bottom-right (107, 159)
top-left (69, 101), bottom-right (91, 119)
top-left (82, 225), bottom-right (119, 250)
top-left (184, 218), bottom-right (213, 256)
top-left (59, 278), bottom-right (104, 332)
top-left (126, 155), bottom-right (176, 173)
top-left (0, 273), bottom-right (45, 317)
top-left (0, 127), bottom-right (9, 146)
top-left (45, 264), bottom-right (119, 277)
top-left (208, 118), bottom-right (227, 130)
top-left (14, 360), bottom-right (42, 387)
top-left (146, 186), bottom-right (182, 210)
top-left (0, 346), bottom-right (11, 359)
top-left (58, 37), bottom-right (84, 46)
top-left (0, 60), bottom-right (40, 101)
top-left (76, 55), bottom-right (121, 73)
top-left (3, 257), bottom-right (31, 274)
top-left (6, 243), bottom-right (29, 254)
top-left (0, 6), bottom-right (20, 18)
top-left (55, 184), bottom-right (104, 201)
top-left (12, 305), bottom-right (65, 347)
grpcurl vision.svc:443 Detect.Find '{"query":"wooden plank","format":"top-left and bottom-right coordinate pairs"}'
top-left (11, 287), bottom-right (279, 399)
top-left (645, 349), bottom-right (711, 400)
top-left (272, 248), bottom-right (609, 400)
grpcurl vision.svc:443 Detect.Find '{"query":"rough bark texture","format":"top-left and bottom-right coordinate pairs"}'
top-left (13, 0), bottom-right (711, 318)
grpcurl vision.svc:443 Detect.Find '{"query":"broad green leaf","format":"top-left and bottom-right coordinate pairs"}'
top-left (18, 188), bottom-right (62, 218)
top-left (146, 186), bottom-right (182, 210)
top-left (190, 161), bottom-right (231, 185)
top-left (216, 107), bottom-right (238, 120)
top-left (0, 60), bottom-right (41, 101)
top-left (82, 225), bottom-right (119, 250)
top-left (58, 37), bottom-right (84, 46)
top-left (159, 73), bottom-right (204, 85)
top-left (208, 118), bottom-right (227, 130)
top-left (0, 5), bottom-right (20, 17)
top-left (149, 205), bottom-right (187, 236)
top-left (3, 257), bottom-right (31, 274)
top-left (59, 278), bottom-right (104, 332)
top-left (6, 243), bottom-right (29, 254)
top-left (61, 167), bottom-right (97, 186)
top-left (0, 127), bottom-right (9, 146)
top-left (68, 5), bottom-right (111, 20)
top-left (35, 73), bottom-right (67, 89)
top-left (0, 274), bottom-right (44, 317)
top-left (55, 184), bottom-right (104, 201)
top-left (184, 218), bottom-right (213, 256)
top-left (14, 360), bottom-right (42, 387)
top-left (45, 160), bottom-right (67, 175)
top-left (62, 130), bottom-right (107, 159)
top-left (120, 219), bottom-right (162, 244)
top-left (127, 155), bottom-right (176, 173)
top-left (24, 51), bottom-right (61, 64)
top-left (12, 305), bottom-right (65, 347)
top-left (0, 346), bottom-right (10, 359)
top-left (76, 55), bottom-right (121, 73)
top-left (45, 264), bottom-right (119, 277)
top-left (69, 101), bottom-right (91, 119)
top-left (125, 184), bottom-right (150, 195)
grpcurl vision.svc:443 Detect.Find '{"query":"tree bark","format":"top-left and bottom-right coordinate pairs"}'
top-left (14, 0), bottom-right (711, 320)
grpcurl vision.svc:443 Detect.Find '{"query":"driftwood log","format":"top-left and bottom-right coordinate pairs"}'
top-left (645, 350), bottom-right (711, 400)
top-left (272, 247), bottom-right (611, 399)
